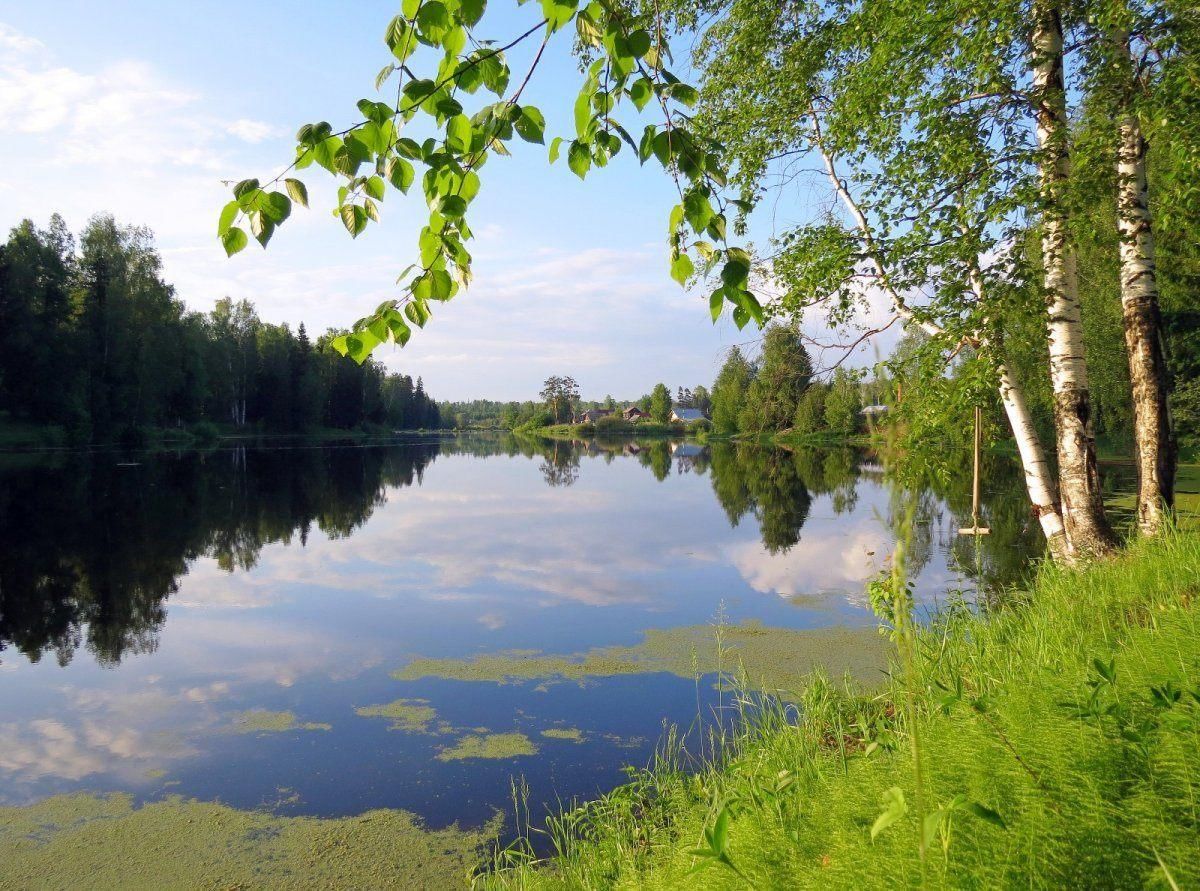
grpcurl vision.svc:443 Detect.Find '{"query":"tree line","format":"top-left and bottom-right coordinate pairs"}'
top-left (0, 215), bottom-right (439, 443)
top-left (440, 379), bottom-right (715, 429)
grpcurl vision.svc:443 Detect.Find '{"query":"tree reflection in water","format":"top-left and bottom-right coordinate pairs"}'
top-left (0, 434), bottom-right (1039, 668)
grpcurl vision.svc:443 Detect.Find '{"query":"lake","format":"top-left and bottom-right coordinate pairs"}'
top-left (0, 435), bottom-right (1042, 835)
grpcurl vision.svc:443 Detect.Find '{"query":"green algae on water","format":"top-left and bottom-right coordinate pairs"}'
top-left (540, 727), bottom-right (584, 742)
top-left (395, 621), bottom-right (891, 696)
top-left (436, 732), bottom-right (538, 761)
top-left (0, 792), bottom-right (500, 890)
top-left (226, 709), bottom-right (331, 734)
top-left (354, 698), bottom-right (439, 733)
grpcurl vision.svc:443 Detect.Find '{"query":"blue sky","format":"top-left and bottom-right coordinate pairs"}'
top-left (0, 3), bottom-right (887, 401)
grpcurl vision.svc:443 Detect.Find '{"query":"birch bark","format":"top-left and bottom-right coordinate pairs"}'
top-left (809, 108), bottom-right (1070, 561)
top-left (1031, 1), bottom-right (1116, 557)
top-left (1114, 31), bottom-right (1175, 535)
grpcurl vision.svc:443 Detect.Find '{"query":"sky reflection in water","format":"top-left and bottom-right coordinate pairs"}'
top-left (0, 436), bottom-right (1039, 825)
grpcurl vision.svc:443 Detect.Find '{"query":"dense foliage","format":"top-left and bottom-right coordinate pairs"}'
top-left (0, 215), bottom-right (439, 443)
top-left (708, 329), bottom-right (866, 440)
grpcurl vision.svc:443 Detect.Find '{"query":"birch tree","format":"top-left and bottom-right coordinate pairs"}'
top-left (1030, 0), bottom-right (1116, 556)
top-left (1078, 0), bottom-right (1198, 535)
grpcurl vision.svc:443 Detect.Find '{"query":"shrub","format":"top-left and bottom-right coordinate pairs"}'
top-left (594, 415), bottom-right (631, 433)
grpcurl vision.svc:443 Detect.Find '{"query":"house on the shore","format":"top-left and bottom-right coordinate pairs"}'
top-left (622, 406), bottom-right (649, 421)
top-left (670, 407), bottom-right (706, 424)
top-left (573, 408), bottom-right (614, 424)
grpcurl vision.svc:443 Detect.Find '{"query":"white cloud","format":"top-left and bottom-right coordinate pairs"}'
top-left (0, 23), bottom-right (44, 56)
top-left (226, 118), bottom-right (279, 144)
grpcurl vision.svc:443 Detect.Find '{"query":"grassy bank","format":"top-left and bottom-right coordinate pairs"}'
top-left (481, 531), bottom-right (1200, 889)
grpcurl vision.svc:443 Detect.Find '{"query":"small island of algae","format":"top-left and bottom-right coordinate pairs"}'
top-left (354, 698), bottom-right (439, 733)
top-left (226, 709), bottom-right (331, 734)
top-left (540, 727), bottom-right (585, 742)
top-left (437, 732), bottom-right (538, 761)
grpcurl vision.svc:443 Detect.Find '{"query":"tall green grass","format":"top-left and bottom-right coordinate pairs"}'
top-left (479, 530), bottom-right (1200, 889)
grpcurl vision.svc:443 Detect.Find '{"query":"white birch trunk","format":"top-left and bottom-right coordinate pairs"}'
top-left (997, 361), bottom-right (1069, 560)
top-left (810, 106), bottom-right (1070, 561)
top-left (1031, 2), bottom-right (1116, 558)
top-left (964, 249), bottom-right (1069, 561)
top-left (1114, 32), bottom-right (1176, 535)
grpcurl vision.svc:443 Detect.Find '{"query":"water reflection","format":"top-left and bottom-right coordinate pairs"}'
top-left (0, 436), bottom-right (1041, 671)
top-left (0, 443), bottom-right (438, 666)
top-left (0, 434), bottom-right (1052, 823)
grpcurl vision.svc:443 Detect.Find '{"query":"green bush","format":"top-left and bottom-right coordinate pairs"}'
top-left (594, 414), bottom-right (631, 433)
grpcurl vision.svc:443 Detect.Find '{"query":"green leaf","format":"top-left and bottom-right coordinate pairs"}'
top-left (416, 1), bottom-right (451, 44)
top-left (375, 63), bottom-right (397, 89)
top-left (284, 178), bottom-right (309, 208)
top-left (541, 0), bottom-right (578, 32)
top-left (446, 114), bottom-right (473, 153)
top-left (438, 194), bottom-right (467, 217)
top-left (683, 190), bottom-right (714, 233)
top-left (386, 156), bottom-right (415, 193)
top-left (709, 288), bottom-right (724, 322)
top-left (629, 78), bottom-right (653, 111)
top-left (871, 787), bottom-right (908, 840)
top-left (639, 125), bottom-right (656, 164)
top-left (720, 257), bottom-right (749, 288)
top-left (668, 203), bottom-right (684, 233)
top-left (574, 92), bottom-right (594, 140)
top-left (340, 204), bottom-right (368, 238)
top-left (218, 200), bottom-right (239, 236)
top-left (671, 252), bottom-right (694, 286)
top-left (221, 226), bottom-right (248, 257)
top-left (459, 0), bottom-right (485, 26)
top-left (261, 192), bottom-right (292, 224)
top-left (429, 269), bottom-right (455, 300)
top-left (567, 140), bottom-right (591, 179)
top-left (576, 9), bottom-right (602, 45)
top-left (405, 298), bottom-right (431, 328)
top-left (628, 30), bottom-right (652, 58)
top-left (549, 136), bottom-right (564, 163)
top-left (249, 212), bottom-right (275, 247)
top-left (666, 83), bottom-right (699, 107)
top-left (386, 17), bottom-right (418, 61)
top-left (443, 25), bottom-right (466, 57)
top-left (364, 176), bottom-right (386, 200)
top-left (514, 106), bottom-right (546, 144)
top-left (233, 178), bottom-right (259, 199)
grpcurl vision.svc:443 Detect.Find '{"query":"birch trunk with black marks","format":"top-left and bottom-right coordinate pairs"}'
top-left (1031, 2), bottom-right (1116, 558)
top-left (997, 361), bottom-right (1069, 561)
top-left (1114, 33), bottom-right (1175, 535)
top-left (811, 108), bottom-right (1070, 560)
top-left (964, 251), bottom-right (1069, 562)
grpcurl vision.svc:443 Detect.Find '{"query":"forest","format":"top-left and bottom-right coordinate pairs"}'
top-left (0, 214), bottom-right (440, 445)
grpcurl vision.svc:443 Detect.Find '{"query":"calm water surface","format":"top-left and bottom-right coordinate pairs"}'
top-left (0, 435), bottom-right (1041, 829)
